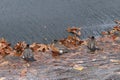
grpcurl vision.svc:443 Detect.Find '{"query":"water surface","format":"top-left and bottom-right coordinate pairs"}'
top-left (0, 0), bottom-right (120, 44)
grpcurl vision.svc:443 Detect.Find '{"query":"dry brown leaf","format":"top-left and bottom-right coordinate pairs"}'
top-left (110, 59), bottom-right (120, 63)
top-left (50, 44), bottom-right (59, 51)
top-left (111, 35), bottom-right (118, 41)
top-left (30, 43), bottom-right (39, 52)
top-left (0, 38), bottom-right (7, 43)
top-left (20, 68), bottom-right (27, 77)
top-left (67, 27), bottom-right (80, 32)
top-left (113, 25), bottom-right (120, 31)
top-left (0, 61), bottom-right (9, 66)
top-left (0, 38), bottom-right (13, 57)
top-left (91, 59), bottom-right (97, 62)
top-left (114, 19), bottom-right (120, 24)
top-left (82, 40), bottom-right (87, 45)
top-left (66, 27), bottom-right (81, 36)
top-left (78, 40), bottom-right (84, 45)
top-left (77, 31), bottom-right (81, 36)
top-left (101, 31), bottom-right (109, 35)
top-left (102, 56), bottom-right (107, 59)
top-left (13, 41), bottom-right (26, 57)
top-left (37, 44), bottom-right (48, 52)
top-left (73, 65), bottom-right (84, 71)
top-left (59, 35), bottom-right (83, 48)
top-left (0, 77), bottom-right (6, 80)
top-left (75, 61), bottom-right (84, 64)
top-left (48, 44), bottom-right (60, 58)
top-left (30, 43), bottom-right (49, 52)
top-left (99, 64), bottom-right (109, 69)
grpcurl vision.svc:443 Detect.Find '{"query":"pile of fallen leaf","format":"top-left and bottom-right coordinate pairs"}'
top-left (0, 26), bottom-right (85, 58)
top-left (29, 27), bottom-right (84, 55)
top-left (30, 42), bottom-right (49, 52)
top-left (13, 41), bottom-right (27, 57)
top-left (59, 27), bottom-right (84, 48)
top-left (0, 20), bottom-right (120, 59)
top-left (101, 20), bottom-right (120, 41)
top-left (0, 38), bottom-right (13, 57)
